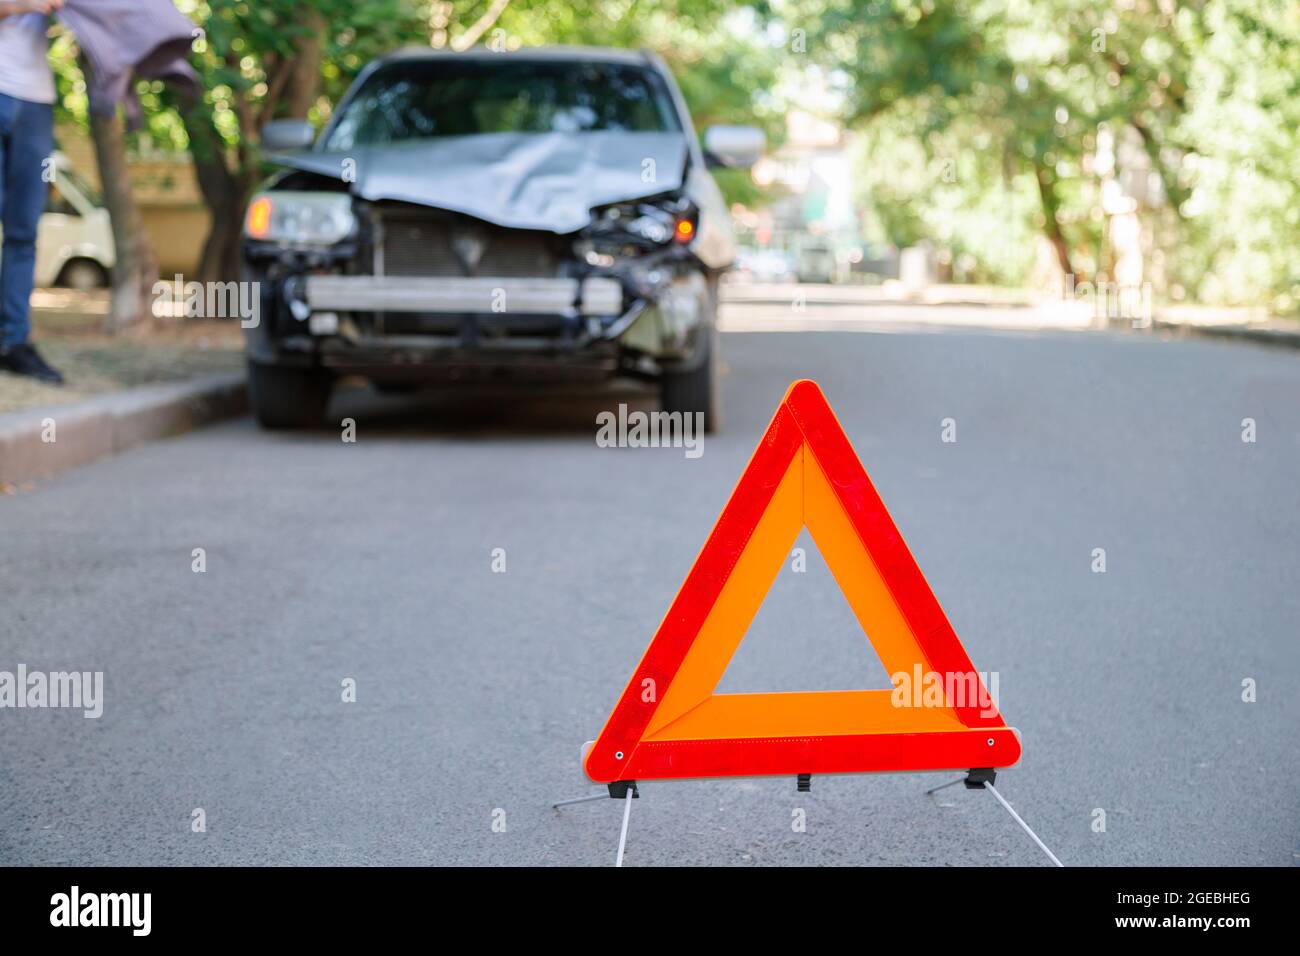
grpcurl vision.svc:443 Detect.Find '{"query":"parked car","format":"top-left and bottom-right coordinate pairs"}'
top-left (794, 236), bottom-right (836, 284)
top-left (241, 46), bottom-right (764, 430)
top-left (0, 152), bottom-right (115, 289)
top-left (731, 247), bottom-right (796, 284)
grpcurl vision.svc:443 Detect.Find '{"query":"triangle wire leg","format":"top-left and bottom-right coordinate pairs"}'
top-left (551, 792), bottom-right (608, 809)
top-left (925, 776), bottom-right (967, 796)
top-left (615, 785), bottom-right (635, 867)
top-left (984, 782), bottom-right (1064, 867)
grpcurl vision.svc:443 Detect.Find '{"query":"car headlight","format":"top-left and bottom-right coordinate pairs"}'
top-left (244, 192), bottom-right (355, 245)
top-left (583, 197), bottom-right (698, 253)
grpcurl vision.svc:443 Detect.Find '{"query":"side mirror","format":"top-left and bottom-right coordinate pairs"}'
top-left (261, 119), bottom-right (315, 152)
top-left (703, 124), bottom-right (765, 169)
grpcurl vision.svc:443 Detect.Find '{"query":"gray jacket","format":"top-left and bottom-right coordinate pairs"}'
top-left (58, 0), bottom-right (200, 128)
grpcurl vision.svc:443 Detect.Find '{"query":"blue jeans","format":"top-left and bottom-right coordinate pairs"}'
top-left (0, 92), bottom-right (54, 349)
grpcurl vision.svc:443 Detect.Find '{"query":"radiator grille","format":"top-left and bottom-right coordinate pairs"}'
top-left (378, 213), bottom-right (561, 278)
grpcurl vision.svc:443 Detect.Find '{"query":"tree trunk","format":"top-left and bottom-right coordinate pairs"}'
top-left (184, 9), bottom-right (325, 285)
top-left (283, 9), bottom-right (325, 118)
top-left (182, 103), bottom-right (244, 285)
top-left (1033, 160), bottom-right (1074, 279)
top-left (1131, 117), bottom-right (1188, 217)
top-left (88, 107), bottom-right (158, 333)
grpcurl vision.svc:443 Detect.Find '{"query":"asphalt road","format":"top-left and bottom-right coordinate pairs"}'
top-left (2, 319), bottom-right (1297, 866)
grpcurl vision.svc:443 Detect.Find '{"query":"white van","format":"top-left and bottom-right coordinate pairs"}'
top-left (0, 152), bottom-right (116, 289)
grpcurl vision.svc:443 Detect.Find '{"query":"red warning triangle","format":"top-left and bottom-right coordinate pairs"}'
top-left (585, 380), bottom-right (1020, 783)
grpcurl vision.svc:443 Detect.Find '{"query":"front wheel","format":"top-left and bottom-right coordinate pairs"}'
top-left (660, 319), bottom-right (721, 434)
top-left (248, 361), bottom-right (333, 429)
top-left (59, 259), bottom-right (109, 290)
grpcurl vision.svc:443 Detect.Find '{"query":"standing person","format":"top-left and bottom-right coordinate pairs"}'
top-left (0, 0), bottom-right (64, 384)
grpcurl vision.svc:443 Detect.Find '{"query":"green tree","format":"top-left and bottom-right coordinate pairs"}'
top-left (794, 0), bottom-right (1299, 308)
top-left (178, 0), bottom-right (425, 283)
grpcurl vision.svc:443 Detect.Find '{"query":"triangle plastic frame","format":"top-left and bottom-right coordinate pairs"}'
top-left (585, 380), bottom-right (1020, 783)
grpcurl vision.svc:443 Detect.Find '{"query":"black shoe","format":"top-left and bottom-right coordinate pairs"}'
top-left (0, 343), bottom-right (64, 385)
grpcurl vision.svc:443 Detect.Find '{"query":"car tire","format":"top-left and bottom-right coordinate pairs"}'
top-left (660, 281), bottom-right (721, 433)
top-left (59, 259), bottom-right (109, 290)
top-left (248, 361), bottom-right (332, 430)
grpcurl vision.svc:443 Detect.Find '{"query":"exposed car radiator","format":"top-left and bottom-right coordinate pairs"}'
top-left (375, 210), bottom-right (561, 278)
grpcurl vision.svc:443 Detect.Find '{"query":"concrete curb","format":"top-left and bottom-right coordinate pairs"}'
top-left (0, 372), bottom-right (247, 486)
top-left (1153, 318), bottom-right (1300, 350)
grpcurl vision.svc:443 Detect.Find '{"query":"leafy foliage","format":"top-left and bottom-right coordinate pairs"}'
top-left (50, 0), bottom-right (1298, 308)
top-left (791, 0), bottom-right (1299, 309)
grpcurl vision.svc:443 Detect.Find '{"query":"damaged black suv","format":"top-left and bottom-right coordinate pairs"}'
top-left (241, 46), bottom-right (763, 430)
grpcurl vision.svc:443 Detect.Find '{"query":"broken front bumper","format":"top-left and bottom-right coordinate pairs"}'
top-left (250, 266), bottom-right (707, 383)
top-left (302, 275), bottom-right (645, 381)
top-left (298, 273), bottom-right (646, 353)
top-left (305, 274), bottom-right (624, 317)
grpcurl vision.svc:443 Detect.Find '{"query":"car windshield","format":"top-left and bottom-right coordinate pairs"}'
top-left (323, 58), bottom-right (681, 150)
top-left (56, 164), bottom-right (101, 206)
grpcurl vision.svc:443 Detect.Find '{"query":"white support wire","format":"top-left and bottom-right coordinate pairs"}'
top-left (559, 776), bottom-right (1061, 868)
top-left (615, 786), bottom-right (635, 867)
top-left (985, 782), bottom-right (1064, 867)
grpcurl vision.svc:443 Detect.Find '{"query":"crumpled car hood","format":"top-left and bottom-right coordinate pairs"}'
top-left (269, 131), bottom-right (690, 234)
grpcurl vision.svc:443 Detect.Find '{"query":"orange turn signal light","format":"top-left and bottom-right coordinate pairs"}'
top-left (246, 196), bottom-right (273, 239)
top-left (673, 218), bottom-right (695, 243)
